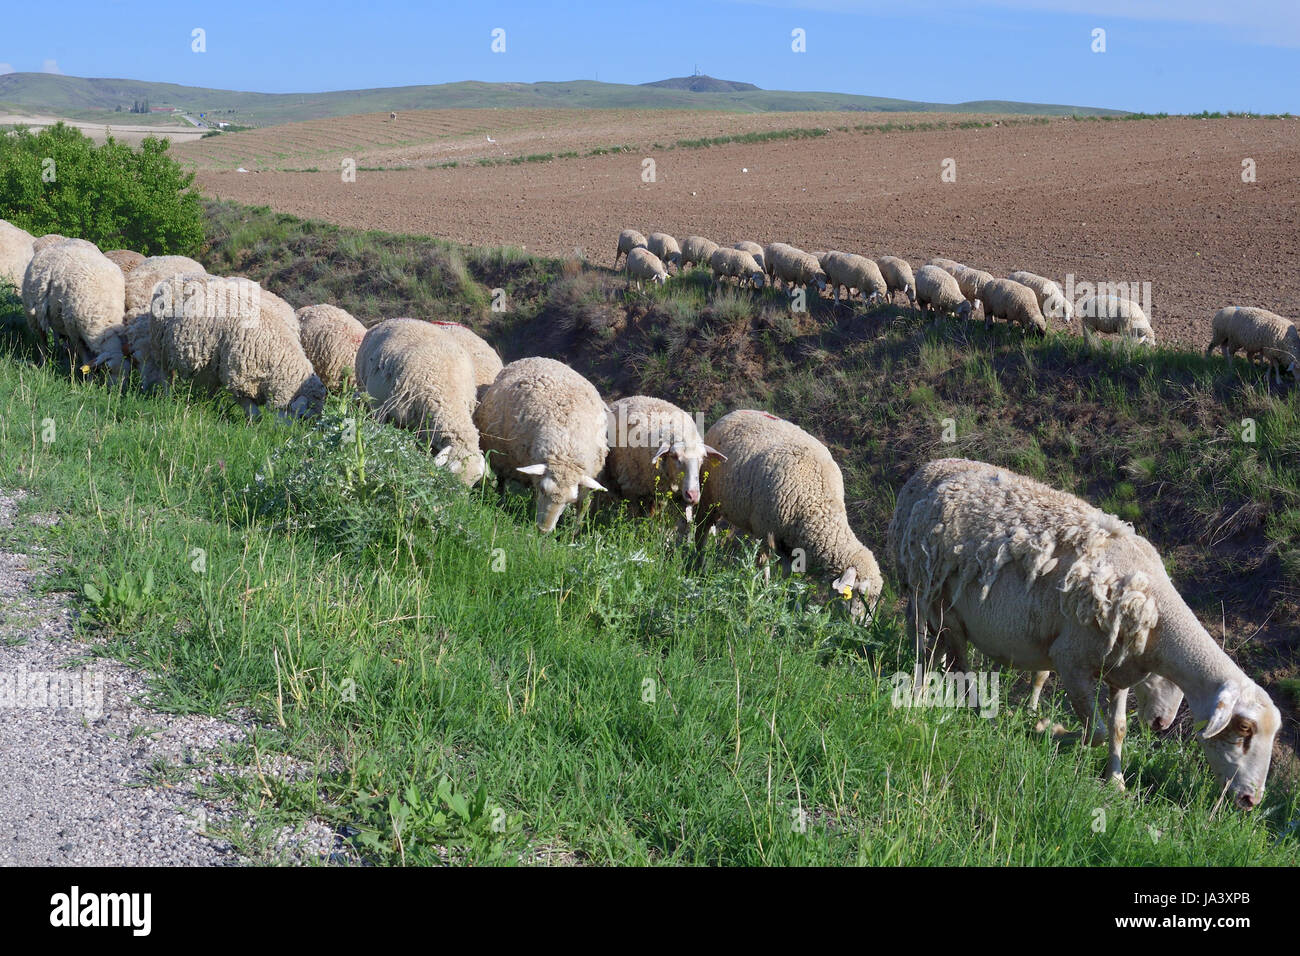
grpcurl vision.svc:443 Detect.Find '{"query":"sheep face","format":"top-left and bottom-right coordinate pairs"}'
top-left (956, 300), bottom-right (973, 321)
top-left (288, 375), bottom-right (327, 418)
top-left (435, 445), bottom-right (487, 486)
top-left (654, 441), bottom-right (725, 506)
top-left (518, 463), bottom-right (606, 532)
top-left (1196, 679), bottom-right (1281, 809)
top-left (749, 272), bottom-right (766, 290)
top-left (832, 550), bottom-right (884, 621)
top-left (1132, 673), bottom-right (1183, 731)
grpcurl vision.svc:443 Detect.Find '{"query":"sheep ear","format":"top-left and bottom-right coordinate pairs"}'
top-left (434, 445), bottom-right (452, 467)
top-left (651, 442), bottom-right (672, 463)
top-left (832, 567), bottom-right (857, 597)
top-left (516, 463), bottom-right (547, 477)
top-left (579, 475), bottom-right (607, 493)
top-left (1199, 682), bottom-right (1243, 740)
top-left (704, 445), bottom-right (728, 462)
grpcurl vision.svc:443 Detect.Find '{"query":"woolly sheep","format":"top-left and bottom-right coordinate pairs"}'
top-left (733, 241), bottom-right (765, 272)
top-left (876, 255), bottom-right (917, 307)
top-left (764, 243), bottom-right (828, 294)
top-left (21, 239), bottom-right (127, 375)
top-left (1008, 270), bottom-right (1073, 323)
top-left (646, 233), bottom-right (682, 269)
top-left (426, 320), bottom-right (503, 397)
top-left (977, 278), bottom-right (1048, 335)
top-left (103, 249), bottom-right (146, 277)
top-left (354, 318), bottom-right (485, 484)
top-left (955, 266), bottom-right (994, 308)
top-left (1206, 306), bottom-right (1299, 384)
top-left (709, 247), bottom-right (766, 288)
top-left (295, 304), bottom-right (366, 392)
top-left (1078, 295), bottom-right (1155, 345)
top-left (625, 247), bottom-right (670, 289)
top-left (122, 255), bottom-right (209, 371)
top-left (927, 257), bottom-right (965, 278)
top-left (0, 219), bottom-right (35, 291)
top-left (680, 236), bottom-right (720, 269)
top-left (696, 410), bottom-right (884, 612)
top-left (603, 395), bottom-right (723, 516)
top-left (820, 252), bottom-right (886, 305)
top-left (143, 272), bottom-right (325, 419)
top-left (473, 357), bottom-right (609, 532)
top-left (889, 458), bottom-right (1281, 806)
top-left (614, 229), bottom-right (648, 268)
top-left (914, 265), bottom-right (972, 321)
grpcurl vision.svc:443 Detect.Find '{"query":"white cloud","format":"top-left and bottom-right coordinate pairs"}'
top-left (0, 64), bottom-right (14, 75)
top-left (41, 59), bottom-right (62, 74)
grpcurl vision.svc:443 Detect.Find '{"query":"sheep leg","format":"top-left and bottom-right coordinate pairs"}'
top-left (1104, 685), bottom-right (1128, 788)
top-left (1028, 670), bottom-right (1049, 711)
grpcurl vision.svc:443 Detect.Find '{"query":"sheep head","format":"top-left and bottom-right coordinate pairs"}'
top-left (435, 444), bottom-right (487, 486)
top-left (517, 462), bottom-right (606, 532)
top-left (1195, 678), bottom-right (1281, 810)
top-left (653, 440), bottom-right (725, 506)
top-left (832, 546), bottom-right (884, 621)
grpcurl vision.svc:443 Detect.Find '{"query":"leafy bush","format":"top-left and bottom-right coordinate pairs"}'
top-left (0, 122), bottom-right (204, 255)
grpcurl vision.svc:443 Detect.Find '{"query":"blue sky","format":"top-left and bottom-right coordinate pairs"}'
top-left (2, 0), bottom-right (1298, 112)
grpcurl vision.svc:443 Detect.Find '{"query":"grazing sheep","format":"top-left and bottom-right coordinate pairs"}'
top-left (21, 239), bottom-right (127, 375)
top-left (820, 252), bottom-right (887, 306)
top-left (473, 357), bottom-right (609, 532)
top-left (625, 247), bottom-right (670, 289)
top-left (603, 395), bottom-right (722, 516)
top-left (122, 255), bottom-right (209, 371)
top-left (427, 321), bottom-right (503, 397)
top-left (927, 257), bottom-right (965, 278)
top-left (647, 233), bottom-right (682, 269)
top-left (877, 255), bottom-right (917, 306)
top-left (143, 272), bottom-right (325, 418)
top-left (614, 229), bottom-right (648, 268)
top-left (889, 458), bottom-right (1281, 805)
top-left (1008, 270), bottom-right (1073, 323)
top-left (696, 410), bottom-right (884, 612)
top-left (977, 278), bottom-right (1048, 335)
top-left (0, 219), bottom-right (35, 291)
top-left (354, 318), bottom-right (485, 483)
top-left (709, 247), bottom-right (766, 288)
top-left (764, 243), bottom-right (828, 295)
top-left (260, 288), bottom-right (300, 337)
top-left (103, 249), bottom-right (146, 277)
top-left (1078, 295), bottom-right (1155, 345)
top-left (914, 265), bottom-right (973, 321)
top-left (955, 267), bottom-right (994, 309)
top-left (1206, 306), bottom-right (1299, 384)
top-left (680, 236), bottom-right (720, 270)
top-left (295, 304), bottom-right (366, 392)
top-left (734, 241), bottom-right (765, 272)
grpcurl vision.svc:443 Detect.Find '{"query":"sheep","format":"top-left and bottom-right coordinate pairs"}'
top-left (1008, 270), bottom-right (1073, 323)
top-left (976, 278), bottom-right (1048, 335)
top-left (1028, 669), bottom-right (1184, 732)
top-left (695, 409), bottom-right (884, 613)
top-left (295, 304), bottom-right (366, 392)
top-left (122, 255), bottom-right (209, 371)
top-left (426, 321), bottom-right (503, 398)
top-left (820, 252), bottom-right (886, 305)
top-left (1078, 295), bottom-right (1155, 345)
top-left (473, 356), bottom-right (609, 532)
top-left (624, 247), bottom-right (670, 289)
top-left (0, 219), bottom-right (35, 291)
top-left (914, 265), bottom-right (973, 321)
top-left (103, 249), bottom-right (146, 277)
top-left (260, 287), bottom-right (300, 337)
top-left (21, 239), bottom-right (127, 375)
top-left (613, 229), bottom-right (648, 268)
top-left (876, 255), bottom-right (917, 307)
top-left (142, 272), bottom-right (325, 419)
top-left (733, 241), bottom-right (765, 272)
top-left (709, 247), bottom-right (766, 288)
top-left (354, 318), bottom-right (485, 484)
top-left (1206, 307), bottom-right (1299, 384)
top-left (646, 233), bottom-right (682, 269)
top-left (32, 234), bottom-right (69, 253)
top-left (955, 266), bottom-right (994, 309)
top-left (764, 243), bottom-right (828, 295)
top-left (889, 458), bottom-right (1281, 806)
top-left (927, 257), bottom-right (965, 278)
top-left (680, 236), bottom-right (720, 270)
top-left (603, 395), bottom-right (723, 517)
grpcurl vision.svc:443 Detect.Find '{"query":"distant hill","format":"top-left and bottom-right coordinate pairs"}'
top-left (641, 75), bottom-right (762, 93)
top-left (0, 73), bottom-right (1128, 128)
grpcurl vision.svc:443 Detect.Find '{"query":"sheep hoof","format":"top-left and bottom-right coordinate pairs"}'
top-left (1106, 772), bottom-right (1126, 791)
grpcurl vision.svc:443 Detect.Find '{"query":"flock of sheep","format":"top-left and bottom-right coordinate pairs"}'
top-left (615, 228), bottom-right (1300, 384)
top-left (0, 216), bottom-right (1287, 813)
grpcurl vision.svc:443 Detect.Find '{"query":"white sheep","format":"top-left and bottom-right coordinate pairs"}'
top-left (354, 318), bottom-right (485, 484)
top-left (876, 256), bottom-right (917, 307)
top-left (614, 229), bottom-right (648, 268)
top-left (696, 409), bottom-right (884, 612)
top-left (1008, 270), bottom-right (1073, 323)
top-left (473, 356), bottom-right (609, 532)
top-left (425, 320), bottom-right (503, 398)
top-left (927, 257), bottom-right (965, 278)
top-left (122, 255), bottom-right (209, 372)
top-left (977, 278), bottom-right (1048, 335)
top-left (142, 272), bottom-right (325, 418)
top-left (21, 239), bottom-right (127, 375)
top-left (764, 243), bottom-right (828, 295)
top-left (1078, 295), bottom-right (1155, 345)
top-left (709, 247), bottom-right (766, 288)
top-left (603, 396), bottom-right (723, 517)
top-left (889, 458), bottom-right (1281, 805)
top-left (646, 233), bottom-right (682, 269)
top-left (624, 247), bottom-right (670, 289)
top-left (820, 252), bottom-right (887, 305)
top-left (914, 265), bottom-right (972, 321)
top-left (0, 219), bottom-right (35, 291)
top-left (295, 304), bottom-right (366, 392)
top-left (1206, 307), bottom-right (1299, 384)
top-left (734, 241), bottom-right (765, 272)
top-left (955, 266), bottom-right (994, 308)
top-left (680, 236), bottom-right (720, 270)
